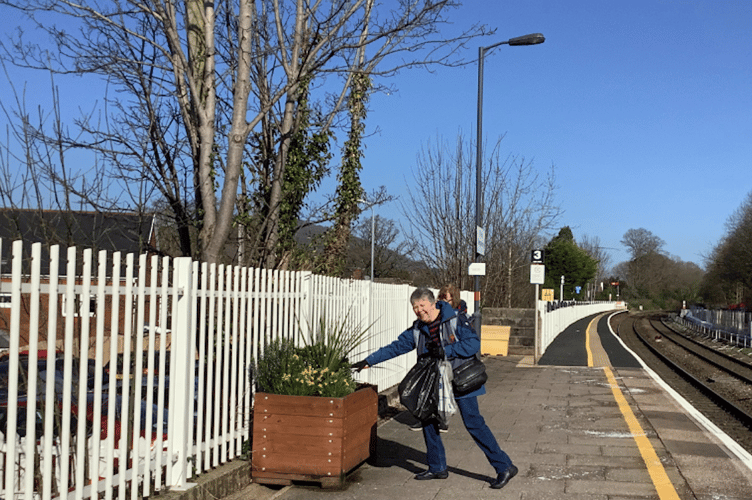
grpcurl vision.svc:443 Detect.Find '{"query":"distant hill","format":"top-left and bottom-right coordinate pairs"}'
top-left (294, 222), bottom-right (431, 285)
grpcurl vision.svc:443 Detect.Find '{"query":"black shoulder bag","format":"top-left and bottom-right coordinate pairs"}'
top-left (452, 354), bottom-right (487, 395)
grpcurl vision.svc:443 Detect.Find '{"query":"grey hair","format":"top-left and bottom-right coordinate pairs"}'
top-left (410, 287), bottom-right (435, 304)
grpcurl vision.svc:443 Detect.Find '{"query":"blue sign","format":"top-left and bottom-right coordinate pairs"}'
top-left (477, 227), bottom-right (486, 256)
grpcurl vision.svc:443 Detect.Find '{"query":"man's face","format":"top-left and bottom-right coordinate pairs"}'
top-left (412, 298), bottom-right (439, 323)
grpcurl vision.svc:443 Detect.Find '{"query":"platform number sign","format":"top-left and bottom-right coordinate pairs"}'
top-left (531, 249), bottom-right (544, 264)
top-left (530, 264), bottom-right (545, 284)
top-left (530, 249), bottom-right (545, 285)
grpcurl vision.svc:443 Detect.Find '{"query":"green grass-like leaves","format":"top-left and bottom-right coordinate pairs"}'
top-left (253, 312), bottom-right (372, 398)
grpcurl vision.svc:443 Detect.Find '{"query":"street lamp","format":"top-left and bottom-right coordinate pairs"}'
top-left (358, 199), bottom-right (375, 281)
top-left (474, 33), bottom-right (545, 333)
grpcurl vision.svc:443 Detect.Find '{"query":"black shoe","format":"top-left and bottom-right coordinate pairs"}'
top-left (490, 465), bottom-right (518, 489)
top-left (408, 420), bottom-right (424, 431)
top-left (415, 470), bottom-right (449, 480)
top-left (438, 421), bottom-right (448, 433)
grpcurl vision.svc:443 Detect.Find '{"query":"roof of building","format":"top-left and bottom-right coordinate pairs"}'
top-left (0, 209), bottom-right (156, 273)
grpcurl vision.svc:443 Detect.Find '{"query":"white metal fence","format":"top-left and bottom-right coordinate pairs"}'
top-left (0, 239), bottom-right (474, 500)
top-left (536, 300), bottom-right (626, 358)
top-left (683, 306), bottom-right (752, 338)
top-left (679, 307), bottom-right (752, 347)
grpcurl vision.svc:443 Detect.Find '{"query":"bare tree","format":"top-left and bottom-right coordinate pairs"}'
top-left (0, 0), bottom-right (489, 266)
top-left (579, 234), bottom-right (612, 297)
top-left (401, 133), bottom-right (561, 307)
top-left (0, 62), bottom-right (159, 265)
top-left (579, 235), bottom-right (611, 278)
top-left (0, 61), bottom-right (118, 215)
top-left (616, 227), bottom-right (706, 307)
top-left (621, 228), bottom-right (665, 260)
top-left (619, 228), bottom-right (665, 298)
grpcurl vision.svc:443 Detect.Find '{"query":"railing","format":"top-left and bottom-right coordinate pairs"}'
top-left (684, 307), bottom-right (752, 337)
top-left (679, 308), bottom-right (752, 348)
top-left (0, 239), bottom-right (474, 500)
top-left (537, 300), bottom-right (626, 358)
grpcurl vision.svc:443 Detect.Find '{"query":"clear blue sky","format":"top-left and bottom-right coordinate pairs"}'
top-left (2, 1), bottom-right (750, 270)
top-left (355, 0), bottom-right (752, 269)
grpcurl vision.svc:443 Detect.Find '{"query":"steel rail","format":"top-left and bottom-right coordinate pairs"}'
top-left (650, 318), bottom-right (752, 385)
top-left (627, 316), bottom-right (752, 430)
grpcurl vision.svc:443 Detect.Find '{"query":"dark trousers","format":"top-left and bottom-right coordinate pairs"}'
top-left (422, 395), bottom-right (512, 474)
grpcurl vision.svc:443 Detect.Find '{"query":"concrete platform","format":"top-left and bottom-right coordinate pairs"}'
top-left (238, 311), bottom-right (752, 499)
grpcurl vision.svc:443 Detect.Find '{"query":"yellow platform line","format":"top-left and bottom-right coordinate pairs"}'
top-left (586, 317), bottom-right (680, 500)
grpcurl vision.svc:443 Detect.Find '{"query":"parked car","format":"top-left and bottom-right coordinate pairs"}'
top-left (0, 353), bottom-right (167, 442)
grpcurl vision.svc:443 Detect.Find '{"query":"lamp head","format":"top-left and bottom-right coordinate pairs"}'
top-left (508, 33), bottom-right (545, 46)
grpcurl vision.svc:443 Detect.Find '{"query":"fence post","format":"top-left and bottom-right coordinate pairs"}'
top-left (4, 240), bottom-right (22, 498)
top-left (362, 279), bottom-right (371, 346)
top-left (535, 300), bottom-right (543, 362)
top-left (168, 257), bottom-right (197, 490)
top-left (298, 271), bottom-right (313, 343)
top-left (367, 280), bottom-right (373, 339)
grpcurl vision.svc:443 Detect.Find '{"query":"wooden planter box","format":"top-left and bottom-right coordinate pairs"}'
top-left (251, 385), bottom-right (378, 488)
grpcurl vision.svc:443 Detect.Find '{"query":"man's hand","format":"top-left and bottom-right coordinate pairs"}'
top-left (351, 359), bottom-right (369, 372)
top-left (427, 343), bottom-right (445, 359)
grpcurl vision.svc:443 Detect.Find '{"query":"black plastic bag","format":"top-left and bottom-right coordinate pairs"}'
top-left (398, 356), bottom-right (440, 422)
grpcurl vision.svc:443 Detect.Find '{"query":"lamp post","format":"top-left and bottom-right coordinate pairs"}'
top-left (358, 199), bottom-right (376, 344)
top-left (358, 199), bottom-right (375, 281)
top-left (474, 33), bottom-right (545, 333)
top-left (368, 209), bottom-right (374, 281)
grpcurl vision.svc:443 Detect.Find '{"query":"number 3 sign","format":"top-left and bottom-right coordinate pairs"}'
top-left (531, 249), bottom-right (544, 264)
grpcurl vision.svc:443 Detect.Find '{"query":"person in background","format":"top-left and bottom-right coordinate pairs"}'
top-left (438, 283), bottom-right (467, 314)
top-left (351, 288), bottom-right (518, 489)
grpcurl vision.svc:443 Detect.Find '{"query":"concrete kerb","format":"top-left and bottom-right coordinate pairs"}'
top-left (157, 459), bottom-right (253, 500)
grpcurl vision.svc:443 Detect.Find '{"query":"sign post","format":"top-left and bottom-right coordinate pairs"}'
top-left (530, 250), bottom-right (544, 363)
top-left (473, 227), bottom-right (486, 334)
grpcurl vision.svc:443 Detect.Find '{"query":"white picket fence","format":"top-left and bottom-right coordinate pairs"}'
top-left (536, 300), bottom-right (627, 358)
top-left (0, 239), bottom-right (474, 500)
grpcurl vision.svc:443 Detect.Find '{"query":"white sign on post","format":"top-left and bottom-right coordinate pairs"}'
top-left (468, 262), bottom-right (486, 276)
top-left (530, 264), bottom-right (545, 284)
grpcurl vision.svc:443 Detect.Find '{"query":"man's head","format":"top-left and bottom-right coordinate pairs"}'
top-left (410, 287), bottom-right (440, 323)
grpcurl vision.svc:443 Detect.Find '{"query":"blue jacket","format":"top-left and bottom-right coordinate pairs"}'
top-left (365, 300), bottom-right (485, 398)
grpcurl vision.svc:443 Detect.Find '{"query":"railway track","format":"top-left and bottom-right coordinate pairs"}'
top-left (612, 312), bottom-right (752, 454)
top-left (653, 317), bottom-right (752, 386)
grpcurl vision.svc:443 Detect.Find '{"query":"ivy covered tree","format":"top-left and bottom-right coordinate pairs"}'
top-left (317, 71), bottom-right (371, 276)
top-left (543, 227), bottom-right (598, 300)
